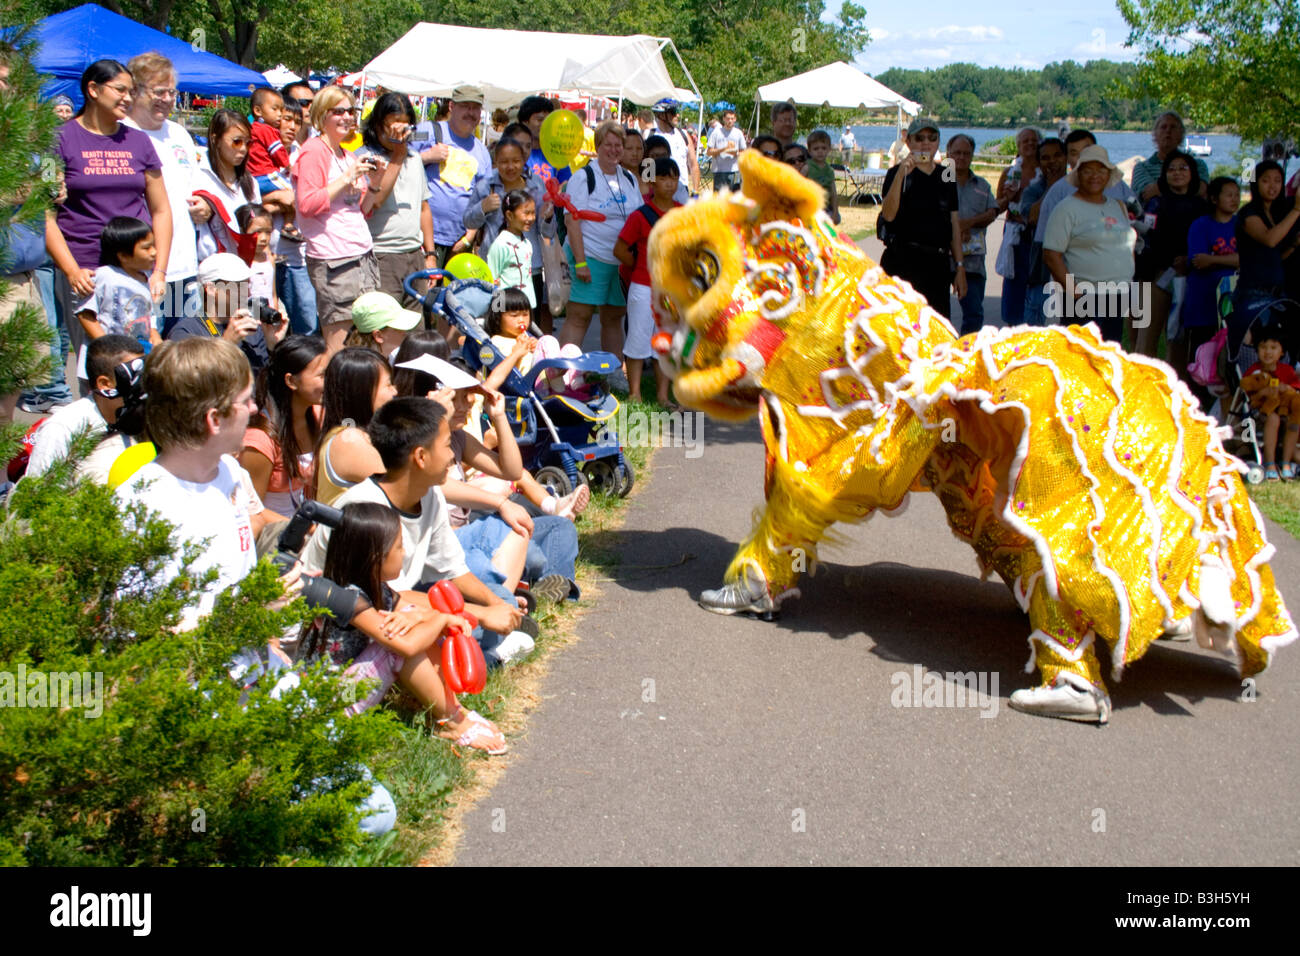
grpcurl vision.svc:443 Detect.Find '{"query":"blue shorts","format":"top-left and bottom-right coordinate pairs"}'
top-left (565, 250), bottom-right (626, 307)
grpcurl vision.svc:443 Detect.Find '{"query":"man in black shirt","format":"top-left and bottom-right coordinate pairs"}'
top-left (167, 253), bottom-right (286, 373)
top-left (878, 117), bottom-right (966, 317)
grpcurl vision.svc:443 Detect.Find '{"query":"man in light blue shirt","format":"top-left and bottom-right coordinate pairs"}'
top-left (415, 86), bottom-right (491, 267)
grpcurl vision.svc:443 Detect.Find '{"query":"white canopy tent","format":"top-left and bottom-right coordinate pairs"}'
top-left (755, 61), bottom-right (921, 135)
top-left (360, 23), bottom-right (703, 129)
top-left (262, 64), bottom-right (301, 88)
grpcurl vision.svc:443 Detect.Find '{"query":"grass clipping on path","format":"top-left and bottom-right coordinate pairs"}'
top-left (335, 406), bottom-right (655, 867)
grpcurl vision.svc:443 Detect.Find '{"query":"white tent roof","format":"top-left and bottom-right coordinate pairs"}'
top-left (262, 64), bottom-right (301, 87)
top-left (757, 61), bottom-right (920, 115)
top-left (362, 23), bottom-right (694, 107)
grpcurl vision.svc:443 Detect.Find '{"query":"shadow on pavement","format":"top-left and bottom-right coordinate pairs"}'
top-left (609, 525), bottom-right (1248, 712)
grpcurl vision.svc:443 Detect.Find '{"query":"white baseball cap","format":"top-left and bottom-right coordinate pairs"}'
top-left (197, 253), bottom-right (251, 284)
top-left (395, 353), bottom-right (480, 390)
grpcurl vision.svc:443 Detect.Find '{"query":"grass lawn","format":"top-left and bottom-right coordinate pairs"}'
top-left (1247, 479), bottom-right (1300, 542)
top-left (328, 396), bottom-right (657, 866)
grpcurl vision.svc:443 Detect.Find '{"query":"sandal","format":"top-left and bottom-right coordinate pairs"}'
top-left (1282, 463), bottom-right (1298, 481)
top-left (556, 483), bottom-right (590, 518)
top-left (437, 710), bottom-right (507, 755)
top-left (1265, 464), bottom-right (1281, 482)
top-left (279, 224), bottom-right (306, 243)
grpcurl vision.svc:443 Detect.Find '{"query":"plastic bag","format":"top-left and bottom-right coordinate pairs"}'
top-left (542, 237), bottom-right (570, 317)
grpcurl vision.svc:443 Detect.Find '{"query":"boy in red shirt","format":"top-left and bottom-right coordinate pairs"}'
top-left (246, 87), bottom-right (302, 241)
top-left (614, 157), bottom-right (681, 405)
top-left (1241, 327), bottom-right (1300, 480)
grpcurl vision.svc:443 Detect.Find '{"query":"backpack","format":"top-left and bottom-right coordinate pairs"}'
top-left (618, 203), bottom-right (665, 294)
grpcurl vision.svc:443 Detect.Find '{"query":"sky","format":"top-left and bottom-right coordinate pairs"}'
top-left (824, 1), bottom-right (1141, 74)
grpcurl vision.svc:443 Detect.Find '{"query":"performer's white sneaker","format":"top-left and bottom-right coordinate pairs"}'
top-left (699, 578), bottom-right (779, 618)
top-left (1008, 682), bottom-right (1111, 724)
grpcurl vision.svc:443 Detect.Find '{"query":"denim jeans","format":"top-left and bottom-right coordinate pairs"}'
top-left (23, 265), bottom-right (74, 405)
top-left (276, 261), bottom-right (318, 336)
top-left (956, 270), bottom-right (987, 336)
top-left (1023, 283), bottom-right (1048, 327)
top-left (524, 515), bottom-right (579, 598)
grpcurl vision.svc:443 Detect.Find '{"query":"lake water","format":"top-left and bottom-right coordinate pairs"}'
top-left (820, 125), bottom-right (1243, 169)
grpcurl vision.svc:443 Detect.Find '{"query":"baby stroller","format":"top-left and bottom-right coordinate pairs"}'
top-left (1213, 276), bottom-right (1300, 484)
top-left (403, 271), bottom-right (634, 497)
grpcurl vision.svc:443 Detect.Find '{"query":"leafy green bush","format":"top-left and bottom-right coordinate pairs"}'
top-left (0, 451), bottom-right (405, 866)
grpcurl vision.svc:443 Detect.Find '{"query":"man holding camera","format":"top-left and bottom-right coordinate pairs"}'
top-left (116, 337), bottom-right (295, 631)
top-left (25, 334), bottom-right (146, 482)
top-left (166, 252), bottom-right (288, 374)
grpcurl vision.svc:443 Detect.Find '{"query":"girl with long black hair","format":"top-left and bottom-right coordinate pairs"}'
top-left (241, 335), bottom-right (327, 515)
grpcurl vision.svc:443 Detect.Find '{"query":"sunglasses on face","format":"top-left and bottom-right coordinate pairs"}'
top-left (787, 154), bottom-right (808, 165)
top-left (328, 106), bottom-right (354, 117)
top-left (759, 149), bottom-right (780, 158)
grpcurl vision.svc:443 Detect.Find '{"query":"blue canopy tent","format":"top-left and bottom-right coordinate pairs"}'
top-left (31, 3), bottom-right (265, 107)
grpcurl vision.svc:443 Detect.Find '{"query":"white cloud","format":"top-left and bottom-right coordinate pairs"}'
top-left (913, 47), bottom-right (955, 60)
top-left (870, 28), bottom-right (892, 41)
top-left (869, 24), bottom-right (1004, 43)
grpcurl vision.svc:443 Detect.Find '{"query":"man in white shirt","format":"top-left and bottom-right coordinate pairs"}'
top-left (25, 334), bottom-right (144, 480)
top-left (706, 107), bottom-right (746, 192)
top-left (839, 126), bottom-right (857, 154)
top-left (652, 99), bottom-right (700, 195)
top-left (116, 337), bottom-right (291, 631)
top-left (123, 53), bottom-right (203, 335)
top-left (300, 397), bottom-right (534, 665)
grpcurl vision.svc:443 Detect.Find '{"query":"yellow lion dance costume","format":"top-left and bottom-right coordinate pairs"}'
top-left (647, 151), bottom-right (1295, 723)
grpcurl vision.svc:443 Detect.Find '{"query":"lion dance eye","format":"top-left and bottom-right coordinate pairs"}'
top-left (690, 250), bottom-right (721, 295)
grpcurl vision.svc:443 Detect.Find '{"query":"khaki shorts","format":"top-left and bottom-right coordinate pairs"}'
top-left (375, 246), bottom-right (429, 311)
top-left (0, 269), bottom-right (51, 357)
top-left (306, 252), bottom-right (380, 329)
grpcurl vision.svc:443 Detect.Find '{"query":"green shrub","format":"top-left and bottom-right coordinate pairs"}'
top-left (0, 453), bottom-right (405, 866)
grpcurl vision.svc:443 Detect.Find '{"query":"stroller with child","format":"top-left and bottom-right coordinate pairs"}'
top-left (403, 271), bottom-right (634, 497)
top-left (1193, 275), bottom-right (1300, 483)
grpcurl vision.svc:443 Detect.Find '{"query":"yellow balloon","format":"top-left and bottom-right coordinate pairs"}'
top-left (568, 126), bottom-right (596, 172)
top-left (444, 253), bottom-right (493, 282)
top-left (341, 131), bottom-right (364, 152)
top-left (540, 109), bottom-right (586, 169)
top-left (107, 441), bottom-right (157, 491)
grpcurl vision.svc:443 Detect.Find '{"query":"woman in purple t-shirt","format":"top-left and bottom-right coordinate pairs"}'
top-left (45, 60), bottom-right (172, 367)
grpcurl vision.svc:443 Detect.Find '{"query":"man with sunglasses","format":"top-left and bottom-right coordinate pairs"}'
top-left (878, 116), bottom-right (966, 318)
top-left (279, 81), bottom-right (314, 146)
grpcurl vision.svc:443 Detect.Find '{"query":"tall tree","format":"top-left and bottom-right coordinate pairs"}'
top-left (1118, 0), bottom-right (1300, 141)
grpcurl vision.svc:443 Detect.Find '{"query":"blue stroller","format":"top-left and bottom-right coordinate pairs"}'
top-left (403, 271), bottom-right (634, 497)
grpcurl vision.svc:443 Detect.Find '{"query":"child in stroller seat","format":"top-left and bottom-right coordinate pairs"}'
top-left (484, 287), bottom-right (592, 400)
top-left (1241, 326), bottom-right (1300, 480)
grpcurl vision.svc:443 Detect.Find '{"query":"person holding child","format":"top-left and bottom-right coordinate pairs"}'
top-left (1241, 327), bottom-right (1300, 481)
top-left (245, 86), bottom-right (303, 241)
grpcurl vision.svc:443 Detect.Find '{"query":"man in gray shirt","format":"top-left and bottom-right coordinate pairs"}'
top-left (947, 134), bottom-right (1000, 335)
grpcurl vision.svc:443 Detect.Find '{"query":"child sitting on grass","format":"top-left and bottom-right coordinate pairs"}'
top-left (302, 500), bottom-right (507, 754)
top-left (1241, 327), bottom-right (1300, 480)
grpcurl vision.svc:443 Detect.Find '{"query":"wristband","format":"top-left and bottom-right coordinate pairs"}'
top-left (574, 260), bottom-right (588, 268)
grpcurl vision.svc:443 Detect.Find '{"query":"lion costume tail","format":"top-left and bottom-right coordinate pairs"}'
top-left (915, 323), bottom-right (1296, 681)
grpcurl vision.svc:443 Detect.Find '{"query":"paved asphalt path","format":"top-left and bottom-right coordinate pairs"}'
top-left (455, 234), bottom-right (1300, 866)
